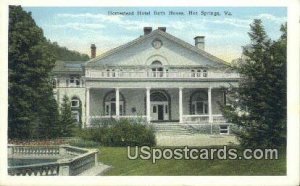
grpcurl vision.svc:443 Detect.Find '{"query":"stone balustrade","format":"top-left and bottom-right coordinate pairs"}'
top-left (9, 145), bottom-right (60, 156)
top-left (8, 162), bottom-right (59, 176)
top-left (8, 145), bottom-right (98, 176)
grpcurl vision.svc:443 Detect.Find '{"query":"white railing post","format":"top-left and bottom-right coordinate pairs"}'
top-left (146, 87), bottom-right (151, 123)
top-left (179, 87), bottom-right (183, 123)
top-left (208, 87), bottom-right (213, 123)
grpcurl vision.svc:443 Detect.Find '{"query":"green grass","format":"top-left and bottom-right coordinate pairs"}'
top-left (98, 146), bottom-right (286, 176)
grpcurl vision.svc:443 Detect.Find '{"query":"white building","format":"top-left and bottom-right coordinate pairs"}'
top-left (52, 27), bottom-right (240, 134)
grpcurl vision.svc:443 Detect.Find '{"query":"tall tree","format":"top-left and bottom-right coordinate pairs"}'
top-left (8, 6), bottom-right (59, 139)
top-left (221, 20), bottom-right (287, 148)
top-left (58, 95), bottom-right (76, 137)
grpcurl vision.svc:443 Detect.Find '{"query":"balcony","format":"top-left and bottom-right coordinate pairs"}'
top-left (85, 69), bottom-right (239, 79)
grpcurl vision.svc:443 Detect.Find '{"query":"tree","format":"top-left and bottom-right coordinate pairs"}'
top-left (8, 6), bottom-right (59, 139)
top-left (221, 20), bottom-right (287, 148)
top-left (58, 95), bottom-right (76, 137)
top-left (47, 41), bottom-right (89, 61)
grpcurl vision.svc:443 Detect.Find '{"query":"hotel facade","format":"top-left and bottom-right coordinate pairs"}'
top-left (52, 27), bottom-right (240, 134)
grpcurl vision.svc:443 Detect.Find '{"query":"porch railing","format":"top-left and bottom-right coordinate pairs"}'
top-left (90, 115), bottom-right (147, 119)
top-left (182, 114), bottom-right (227, 123)
top-left (182, 115), bottom-right (209, 123)
top-left (86, 70), bottom-right (239, 79)
top-left (89, 115), bottom-right (227, 124)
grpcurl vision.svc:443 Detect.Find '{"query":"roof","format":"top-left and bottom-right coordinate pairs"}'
top-left (85, 29), bottom-right (230, 67)
top-left (52, 60), bottom-right (85, 74)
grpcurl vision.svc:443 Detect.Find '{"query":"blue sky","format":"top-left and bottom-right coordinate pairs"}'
top-left (23, 7), bottom-right (287, 62)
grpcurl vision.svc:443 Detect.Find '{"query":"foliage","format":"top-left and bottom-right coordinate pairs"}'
top-left (47, 41), bottom-right (89, 61)
top-left (68, 138), bottom-right (101, 148)
top-left (221, 19), bottom-right (287, 148)
top-left (8, 6), bottom-right (89, 139)
top-left (76, 119), bottom-right (156, 146)
top-left (58, 95), bottom-right (78, 137)
top-left (8, 6), bottom-right (59, 139)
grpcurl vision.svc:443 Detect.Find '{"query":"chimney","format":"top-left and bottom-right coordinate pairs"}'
top-left (144, 27), bottom-right (152, 35)
top-left (194, 36), bottom-right (205, 50)
top-left (158, 27), bottom-right (166, 32)
top-left (91, 44), bottom-right (96, 58)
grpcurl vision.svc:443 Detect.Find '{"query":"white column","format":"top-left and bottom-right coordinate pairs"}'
top-left (85, 88), bottom-right (90, 128)
top-left (208, 87), bottom-right (213, 123)
top-left (116, 88), bottom-right (120, 119)
top-left (146, 88), bottom-right (151, 123)
top-left (179, 88), bottom-right (183, 123)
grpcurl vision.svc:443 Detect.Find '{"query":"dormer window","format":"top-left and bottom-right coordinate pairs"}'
top-left (69, 76), bottom-right (80, 87)
top-left (151, 61), bottom-right (163, 77)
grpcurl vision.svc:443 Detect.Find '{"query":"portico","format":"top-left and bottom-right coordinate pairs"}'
top-left (85, 84), bottom-right (229, 126)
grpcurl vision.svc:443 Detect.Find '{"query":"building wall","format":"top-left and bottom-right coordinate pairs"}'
top-left (55, 87), bottom-right (86, 127)
top-left (212, 89), bottom-right (224, 114)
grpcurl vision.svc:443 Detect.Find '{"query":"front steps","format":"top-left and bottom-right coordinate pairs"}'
top-left (152, 123), bottom-right (191, 135)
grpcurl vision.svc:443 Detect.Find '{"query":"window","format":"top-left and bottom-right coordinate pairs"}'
top-left (165, 105), bottom-right (168, 113)
top-left (104, 91), bottom-right (125, 116)
top-left (71, 98), bottom-right (80, 107)
top-left (219, 125), bottom-right (229, 134)
top-left (191, 70), bottom-right (195, 77)
top-left (120, 105), bottom-right (123, 115)
top-left (150, 61), bottom-right (163, 77)
top-left (191, 91), bottom-right (208, 115)
top-left (203, 70), bottom-right (207, 77)
top-left (196, 69), bottom-right (201, 77)
top-left (191, 69), bottom-right (206, 78)
top-left (69, 76), bottom-right (80, 87)
top-left (81, 79), bottom-right (84, 87)
top-left (112, 69), bottom-right (116, 77)
top-left (153, 106), bottom-right (157, 113)
top-left (119, 69), bottom-right (123, 77)
top-left (71, 111), bottom-right (80, 123)
top-left (105, 105), bottom-right (109, 115)
top-left (52, 79), bottom-right (57, 88)
top-left (105, 69), bottom-right (117, 77)
top-left (192, 101), bottom-right (208, 114)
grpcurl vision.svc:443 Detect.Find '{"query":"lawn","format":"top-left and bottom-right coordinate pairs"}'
top-left (98, 146), bottom-right (286, 176)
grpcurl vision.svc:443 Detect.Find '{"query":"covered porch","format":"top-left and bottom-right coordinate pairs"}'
top-left (86, 87), bottom-right (228, 126)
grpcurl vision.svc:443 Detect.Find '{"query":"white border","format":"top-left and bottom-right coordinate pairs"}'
top-left (0, 0), bottom-right (299, 186)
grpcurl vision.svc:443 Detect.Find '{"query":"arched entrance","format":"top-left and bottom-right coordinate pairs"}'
top-left (150, 91), bottom-right (170, 121)
top-left (103, 91), bottom-right (125, 116)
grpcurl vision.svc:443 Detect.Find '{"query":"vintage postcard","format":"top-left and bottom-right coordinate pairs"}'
top-left (1, 0), bottom-right (299, 186)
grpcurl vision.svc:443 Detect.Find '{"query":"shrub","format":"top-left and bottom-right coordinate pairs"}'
top-left (76, 119), bottom-right (156, 147)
